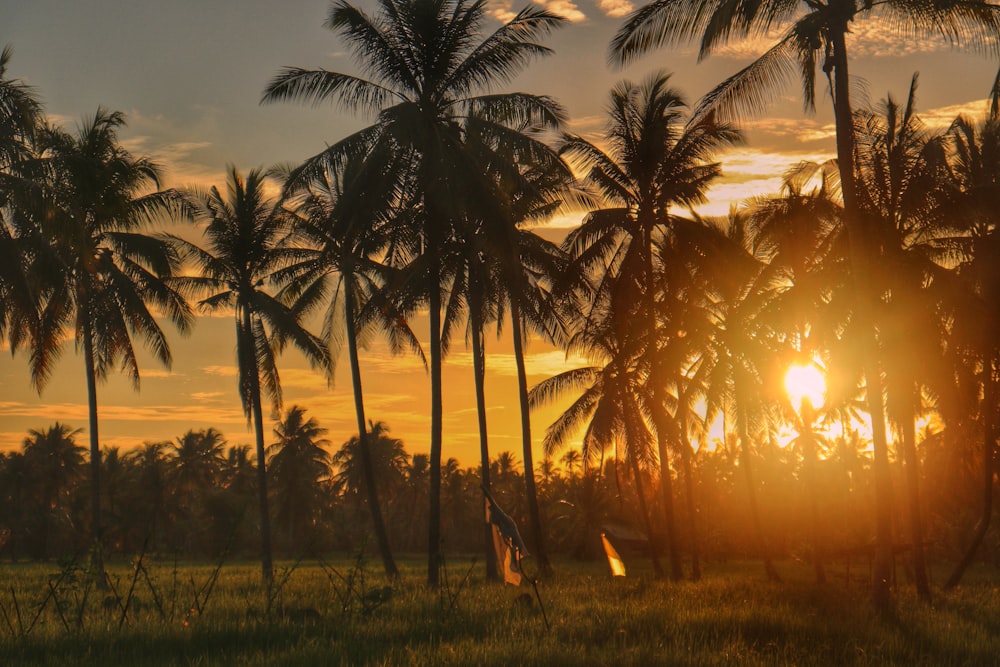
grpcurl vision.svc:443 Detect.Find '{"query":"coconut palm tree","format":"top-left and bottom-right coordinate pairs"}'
top-left (331, 420), bottom-right (411, 548)
top-left (943, 103), bottom-right (1000, 589)
top-left (853, 77), bottom-right (960, 601)
top-left (279, 152), bottom-right (419, 578)
top-left (529, 311), bottom-right (667, 577)
top-left (0, 46), bottom-right (42, 352)
top-left (267, 405), bottom-right (332, 554)
top-left (262, 0), bottom-right (566, 586)
top-left (21, 423), bottom-right (85, 558)
top-left (558, 71), bottom-right (740, 579)
top-left (170, 166), bottom-right (329, 584)
top-left (20, 109), bottom-right (192, 584)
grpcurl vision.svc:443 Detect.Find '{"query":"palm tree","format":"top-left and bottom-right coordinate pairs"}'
top-left (280, 154), bottom-right (419, 578)
top-left (169, 428), bottom-right (227, 544)
top-left (941, 94), bottom-right (1000, 589)
top-left (558, 72), bottom-right (740, 580)
top-left (854, 78), bottom-right (959, 601)
top-left (0, 46), bottom-right (42, 352)
top-left (171, 166), bottom-right (329, 584)
top-left (21, 109), bottom-right (192, 584)
top-left (262, 0), bottom-right (566, 586)
top-left (448, 136), bottom-right (576, 578)
top-left (267, 405), bottom-right (332, 554)
top-left (611, 0), bottom-right (1000, 611)
top-left (529, 315), bottom-right (667, 577)
top-left (331, 420), bottom-right (411, 548)
top-left (21, 423), bottom-right (85, 558)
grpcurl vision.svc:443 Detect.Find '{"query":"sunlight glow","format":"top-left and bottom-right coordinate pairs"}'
top-left (784, 363), bottom-right (826, 411)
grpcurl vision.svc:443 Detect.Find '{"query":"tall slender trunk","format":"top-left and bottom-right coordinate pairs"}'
top-left (652, 404), bottom-right (682, 580)
top-left (735, 386), bottom-right (780, 582)
top-left (799, 411), bottom-right (826, 584)
top-left (469, 276), bottom-right (499, 580)
top-left (241, 307), bottom-right (273, 585)
top-left (510, 298), bottom-right (551, 577)
top-left (82, 319), bottom-right (106, 589)
top-left (830, 26), bottom-right (894, 612)
top-left (427, 249), bottom-right (443, 587)
top-left (344, 277), bottom-right (398, 579)
top-left (946, 351), bottom-right (996, 589)
top-left (677, 407), bottom-right (701, 580)
top-left (630, 451), bottom-right (664, 577)
top-left (899, 382), bottom-right (930, 601)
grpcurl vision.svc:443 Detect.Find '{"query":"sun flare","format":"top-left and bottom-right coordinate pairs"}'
top-left (784, 363), bottom-right (826, 411)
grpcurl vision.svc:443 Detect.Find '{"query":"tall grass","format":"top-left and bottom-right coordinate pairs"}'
top-left (0, 556), bottom-right (997, 665)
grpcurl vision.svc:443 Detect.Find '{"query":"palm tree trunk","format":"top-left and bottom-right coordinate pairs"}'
top-left (344, 278), bottom-right (398, 579)
top-left (427, 249), bottom-right (443, 587)
top-left (800, 425), bottom-right (826, 584)
top-left (630, 451), bottom-right (664, 578)
top-left (735, 391), bottom-right (780, 582)
top-left (510, 298), bottom-right (552, 577)
top-left (899, 384), bottom-right (930, 601)
top-left (652, 405), bottom-right (683, 580)
top-left (830, 26), bottom-right (894, 612)
top-left (677, 408), bottom-right (701, 580)
top-left (469, 279), bottom-right (499, 580)
top-left (82, 320), bottom-right (106, 589)
top-left (241, 308), bottom-right (273, 585)
top-left (945, 351), bottom-right (996, 589)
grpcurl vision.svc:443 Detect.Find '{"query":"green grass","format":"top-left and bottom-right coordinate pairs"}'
top-left (0, 555), bottom-right (998, 665)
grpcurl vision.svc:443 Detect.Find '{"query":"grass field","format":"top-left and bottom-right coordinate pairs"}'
top-left (0, 554), bottom-right (997, 665)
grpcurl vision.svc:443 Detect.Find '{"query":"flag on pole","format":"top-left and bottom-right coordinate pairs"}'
top-left (483, 488), bottom-right (526, 586)
top-left (601, 532), bottom-right (626, 577)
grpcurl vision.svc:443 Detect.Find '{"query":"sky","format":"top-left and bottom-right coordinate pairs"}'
top-left (2, 0), bottom-right (998, 466)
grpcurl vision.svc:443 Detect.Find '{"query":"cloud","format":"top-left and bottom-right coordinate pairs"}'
top-left (445, 350), bottom-right (591, 378)
top-left (918, 98), bottom-right (991, 129)
top-left (0, 400), bottom-right (246, 425)
top-left (488, 0), bottom-right (586, 23)
top-left (595, 0), bottom-right (633, 18)
top-left (707, 15), bottom-right (994, 61)
top-left (745, 117), bottom-right (837, 143)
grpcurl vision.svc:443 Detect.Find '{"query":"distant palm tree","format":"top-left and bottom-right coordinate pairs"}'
top-left (263, 0), bottom-right (566, 586)
top-left (267, 405), bottom-right (332, 554)
top-left (22, 423), bottom-right (85, 557)
top-left (611, 0), bottom-right (1000, 611)
top-left (169, 429), bottom-right (227, 512)
top-left (171, 166), bottom-right (329, 583)
top-left (23, 109), bottom-right (192, 584)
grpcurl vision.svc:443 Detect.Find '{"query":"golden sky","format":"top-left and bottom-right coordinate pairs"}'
top-left (3, 0), bottom-right (998, 465)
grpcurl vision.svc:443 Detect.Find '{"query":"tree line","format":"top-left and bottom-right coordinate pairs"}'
top-left (2, 0), bottom-right (1000, 613)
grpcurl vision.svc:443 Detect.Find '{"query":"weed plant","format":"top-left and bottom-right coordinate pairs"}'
top-left (0, 555), bottom-right (997, 665)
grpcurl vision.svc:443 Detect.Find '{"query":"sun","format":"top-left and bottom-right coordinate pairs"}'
top-left (784, 362), bottom-right (826, 411)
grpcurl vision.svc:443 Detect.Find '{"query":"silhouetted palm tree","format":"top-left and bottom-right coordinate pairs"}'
top-left (559, 72), bottom-right (740, 579)
top-left (267, 405), bottom-right (332, 554)
top-left (943, 102), bottom-right (1000, 588)
top-left (0, 46), bottom-right (42, 352)
top-left (171, 166), bottom-right (328, 583)
top-left (280, 155), bottom-right (419, 578)
top-left (263, 0), bottom-right (566, 586)
top-left (24, 109), bottom-right (192, 584)
top-left (21, 423), bottom-right (85, 558)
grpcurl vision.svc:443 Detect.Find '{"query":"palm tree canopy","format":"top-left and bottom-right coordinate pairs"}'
top-left (611, 1), bottom-right (1000, 122)
top-left (25, 108), bottom-right (193, 391)
top-left (171, 166), bottom-right (330, 417)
